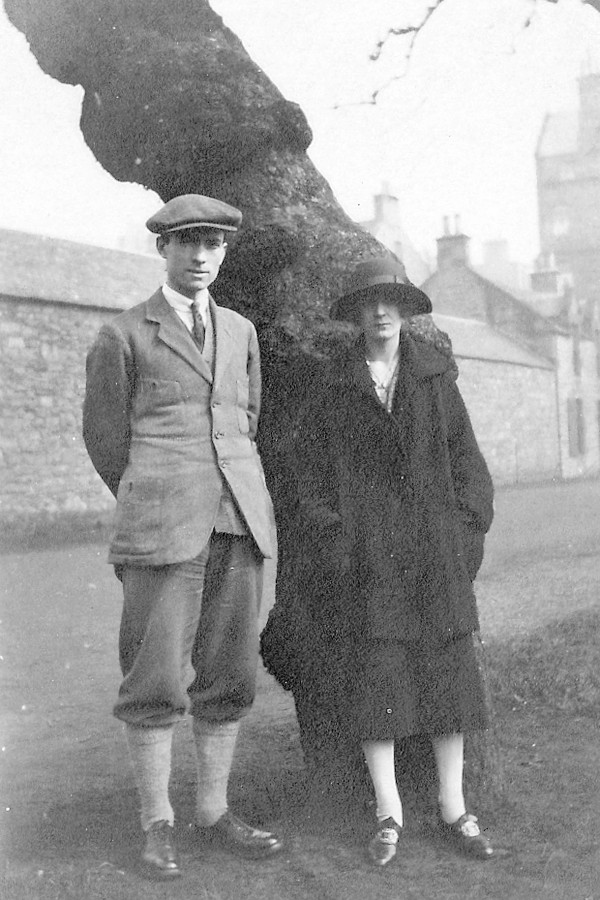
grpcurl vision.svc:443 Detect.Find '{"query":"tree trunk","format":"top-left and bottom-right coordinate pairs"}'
top-left (5, 0), bottom-right (506, 820)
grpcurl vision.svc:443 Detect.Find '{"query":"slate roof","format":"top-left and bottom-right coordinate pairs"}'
top-left (433, 313), bottom-right (554, 370)
top-left (0, 227), bottom-right (164, 310)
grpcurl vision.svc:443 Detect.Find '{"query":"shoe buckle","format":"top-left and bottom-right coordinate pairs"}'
top-left (379, 827), bottom-right (400, 845)
top-left (460, 817), bottom-right (481, 838)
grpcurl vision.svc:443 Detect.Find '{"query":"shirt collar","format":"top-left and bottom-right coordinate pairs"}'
top-left (162, 282), bottom-right (209, 316)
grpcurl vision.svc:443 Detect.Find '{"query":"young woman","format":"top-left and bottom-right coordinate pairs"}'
top-left (287, 257), bottom-right (495, 866)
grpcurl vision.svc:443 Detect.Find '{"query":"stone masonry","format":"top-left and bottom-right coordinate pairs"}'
top-left (0, 295), bottom-right (118, 545)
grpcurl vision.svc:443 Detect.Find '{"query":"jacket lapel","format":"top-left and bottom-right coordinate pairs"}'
top-left (211, 299), bottom-right (241, 392)
top-left (146, 290), bottom-right (213, 383)
top-left (399, 330), bottom-right (449, 395)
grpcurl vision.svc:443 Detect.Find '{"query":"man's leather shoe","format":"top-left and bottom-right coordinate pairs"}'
top-left (142, 820), bottom-right (181, 878)
top-left (439, 812), bottom-right (494, 860)
top-left (199, 810), bottom-right (284, 859)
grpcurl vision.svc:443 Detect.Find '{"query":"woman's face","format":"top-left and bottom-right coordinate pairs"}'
top-left (360, 297), bottom-right (403, 344)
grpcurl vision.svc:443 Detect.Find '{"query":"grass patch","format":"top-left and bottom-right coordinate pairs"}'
top-left (486, 607), bottom-right (600, 715)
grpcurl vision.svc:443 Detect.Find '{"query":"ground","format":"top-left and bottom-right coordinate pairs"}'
top-left (1, 478), bottom-right (599, 899)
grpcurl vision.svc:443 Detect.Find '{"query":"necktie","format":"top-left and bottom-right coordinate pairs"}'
top-left (191, 301), bottom-right (205, 352)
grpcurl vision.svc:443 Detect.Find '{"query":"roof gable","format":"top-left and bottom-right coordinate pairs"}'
top-left (422, 261), bottom-right (561, 366)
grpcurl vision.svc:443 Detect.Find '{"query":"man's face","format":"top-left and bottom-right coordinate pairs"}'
top-left (360, 296), bottom-right (404, 344)
top-left (157, 228), bottom-right (227, 298)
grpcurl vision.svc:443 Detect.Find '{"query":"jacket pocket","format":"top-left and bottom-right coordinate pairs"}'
top-left (111, 478), bottom-right (163, 557)
top-left (132, 379), bottom-right (184, 438)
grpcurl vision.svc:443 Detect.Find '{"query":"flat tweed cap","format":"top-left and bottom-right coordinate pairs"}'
top-left (146, 194), bottom-right (242, 234)
top-left (331, 257), bottom-right (432, 321)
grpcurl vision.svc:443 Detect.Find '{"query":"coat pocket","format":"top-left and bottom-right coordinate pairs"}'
top-left (132, 379), bottom-right (184, 437)
top-left (111, 477), bottom-right (164, 557)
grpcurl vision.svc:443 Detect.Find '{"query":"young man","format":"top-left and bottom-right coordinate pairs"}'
top-left (83, 194), bottom-right (283, 878)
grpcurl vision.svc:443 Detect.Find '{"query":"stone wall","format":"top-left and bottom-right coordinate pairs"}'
top-left (0, 293), bottom-right (116, 547)
top-left (0, 292), bottom-right (572, 548)
top-left (457, 358), bottom-right (560, 486)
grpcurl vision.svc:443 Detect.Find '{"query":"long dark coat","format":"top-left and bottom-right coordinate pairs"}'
top-left (262, 330), bottom-right (494, 740)
top-left (294, 330), bottom-right (493, 644)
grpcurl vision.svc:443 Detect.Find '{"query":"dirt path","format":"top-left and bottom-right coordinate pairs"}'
top-left (1, 478), bottom-right (599, 899)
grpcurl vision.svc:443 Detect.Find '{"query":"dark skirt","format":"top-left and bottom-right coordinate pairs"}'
top-left (260, 562), bottom-right (489, 742)
top-left (333, 632), bottom-right (489, 742)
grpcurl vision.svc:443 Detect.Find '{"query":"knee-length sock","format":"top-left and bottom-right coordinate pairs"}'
top-left (362, 739), bottom-right (404, 826)
top-left (125, 723), bottom-right (175, 831)
top-left (432, 731), bottom-right (467, 824)
top-left (193, 718), bottom-right (240, 826)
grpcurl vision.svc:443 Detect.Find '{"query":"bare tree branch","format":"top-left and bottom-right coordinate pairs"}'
top-left (332, 1), bottom-right (446, 108)
top-left (546, 0), bottom-right (600, 8)
top-left (369, 0), bottom-right (447, 63)
top-left (334, 0), bottom-right (600, 110)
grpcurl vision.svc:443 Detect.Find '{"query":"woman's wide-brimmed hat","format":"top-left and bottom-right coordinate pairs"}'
top-left (330, 257), bottom-right (432, 322)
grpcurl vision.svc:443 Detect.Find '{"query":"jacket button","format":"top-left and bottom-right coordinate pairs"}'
top-left (214, 431), bottom-right (224, 439)
top-left (220, 460), bottom-right (228, 468)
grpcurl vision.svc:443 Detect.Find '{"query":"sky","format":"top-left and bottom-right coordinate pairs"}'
top-left (1, 0), bottom-right (600, 269)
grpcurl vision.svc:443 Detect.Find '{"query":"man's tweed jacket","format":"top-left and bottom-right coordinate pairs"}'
top-left (83, 289), bottom-right (273, 565)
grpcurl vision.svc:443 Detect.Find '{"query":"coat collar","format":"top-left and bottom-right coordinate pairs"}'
top-left (145, 290), bottom-right (235, 386)
top-left (342, 330), bottom-right (452, 400)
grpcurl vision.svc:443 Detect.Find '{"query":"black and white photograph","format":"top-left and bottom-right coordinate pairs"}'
top-left (1, 2), bottom-right (600, 898)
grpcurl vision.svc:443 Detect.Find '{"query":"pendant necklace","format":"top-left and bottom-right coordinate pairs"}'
top-left (366, 349), bottom-right (400, 389)
top-left (366, 349), bottom-right (400, 410)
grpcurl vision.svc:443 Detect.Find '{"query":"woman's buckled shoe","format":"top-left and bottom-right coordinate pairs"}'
top-left (440, 812), bottom-right (494, 860)
top-left (367, 817), bottom-right (403, 867)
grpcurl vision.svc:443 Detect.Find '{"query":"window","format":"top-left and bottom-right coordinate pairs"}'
top-left (567, 398), bottom-right (586, 457)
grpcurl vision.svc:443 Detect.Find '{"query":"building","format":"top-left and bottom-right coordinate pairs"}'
top-left (536, 69), bottom-right (600, 315)
top-left (421, 221), bottom-right (600, 484)
top-left (0, 227), bottom-right (163, 546)
top-left (476, 238), bottom-right (531, 295)
top-left (521, 256), bottom-right (600, 480)
top-left (358, 183), bottom-right (432, 285)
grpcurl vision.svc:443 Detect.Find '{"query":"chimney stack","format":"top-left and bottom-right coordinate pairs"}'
top-left (436, 214), bottom-right (470, 270)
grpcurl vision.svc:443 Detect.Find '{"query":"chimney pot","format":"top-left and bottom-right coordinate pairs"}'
top-left (436, 216), bottom-right (470, 269)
